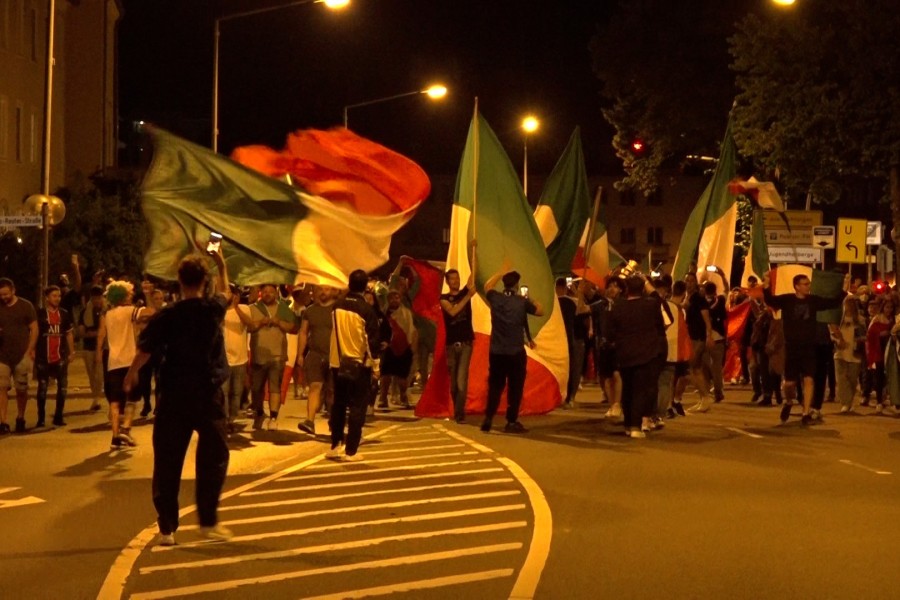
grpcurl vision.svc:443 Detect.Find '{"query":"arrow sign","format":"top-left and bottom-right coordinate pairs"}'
top-left (845, 241), bottom-right (858, 259)
top-left (837, 218), bottom-right (868, 264)
top-left (0, 487), bottom-right (46, 510)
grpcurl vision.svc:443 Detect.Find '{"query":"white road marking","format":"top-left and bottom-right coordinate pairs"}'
top-left (839, 459), bottom-right (892, 475)
top-left (240, 467), bottom-right (505, 496)
top-left (724, 427), bottom-right (764, 439)
top-left (440, 426), bottom-right (553, 600)
top-left (302, 569), bottom-right (515, 600)
top-left (363, 436), bottom-right (447, 446)
top-left (140, 521), bottom-right (527, 573)
top-left (0, 486), bottom-right (46, 509)
top-left (217, 478), bottom-right (514, 512)
top-left (304, 450), bottom-right (480, 468)
top-left (132, 544), bottom-right (523, 599)
top-left (278, 458), bottom-right (494, 481)
top-left (356, 442), bottom-right (466, 455)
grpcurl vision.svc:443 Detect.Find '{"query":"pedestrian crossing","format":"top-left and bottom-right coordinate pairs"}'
top-left (114, 423), bottom-right (546, 599)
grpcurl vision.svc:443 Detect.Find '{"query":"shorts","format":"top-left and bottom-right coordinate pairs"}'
top-left (104, 367), bottom-right (141, 408)
top-left (303, 350), bottom-right (331, 385)
top-left (251, 360), bottom-right (283, 399)
top-left (0, 355), bottom-right (32, 393)
top-left (784, 344), bottom-right (817, 382)
top-left (595, 346), bottom-right (617, 378)
top-left (689, 340), bottom-right (711, 370)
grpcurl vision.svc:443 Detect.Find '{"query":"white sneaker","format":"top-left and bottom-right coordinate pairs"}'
top-left (840, 405), bottom-right (853, 414)
top-left (267, 418), bottom-right (278, 431)
top-left (605, 404), bottom-right (623, 418)
top-left (342, 452), bottom-right (364, 462)
top-left (628, 429), bottom-right (647, 439)
top-left (875, 404), bottom-right (885, 414)
top-left (325, 444), bottom-right (345, 460)
top-left (882, 404), bottom-right (897, 415)
top-left (158, 533), bottom-right (176, 546)
top-left (199, 524), bottom-right (233, 542)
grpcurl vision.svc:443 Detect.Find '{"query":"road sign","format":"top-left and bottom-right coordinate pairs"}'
top-left (762, 210), bottom-right (823, 230)
top-left (812, 226), bottom-right (835, 249)
top-left (768, 245), bottom-right (823, 264)
top-left (837, 218), bottom-right (868, 264)
top-left (867, 221), bottom-right (883, 245)
top-left (766, 229), bottom-right (813, 245)
top-left (0, 215), bottom-right (41, 227)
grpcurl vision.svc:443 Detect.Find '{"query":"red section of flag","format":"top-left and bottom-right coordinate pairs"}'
top-left (399, 257), bottom-right (444, 323)
top-left (231, 128), bottom-right (431, 216)
top-left (723, 300), bottom-right (752, 381)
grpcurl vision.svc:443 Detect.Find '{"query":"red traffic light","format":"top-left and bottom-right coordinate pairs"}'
top-left (631, 139), bottom-right (645, 153)
top-left (873, 280), bottom-right (888, 294)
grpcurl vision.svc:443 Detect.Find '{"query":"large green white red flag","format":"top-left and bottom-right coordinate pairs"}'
top-left (415, 110), bottom-right (568, 417)
top-left (673, 119), bottom-right (738, 289)
top-left (140, 128), bottom-right (429, 288)
top-left (570, 193), bottom-right (625, 286)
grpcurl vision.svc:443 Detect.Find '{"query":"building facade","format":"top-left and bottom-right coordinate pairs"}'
top-left (0, 0), bottom-right (120, 217)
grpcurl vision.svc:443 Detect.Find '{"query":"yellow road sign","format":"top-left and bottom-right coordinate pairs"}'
top-left (836, 218), bottom-right (868, 264)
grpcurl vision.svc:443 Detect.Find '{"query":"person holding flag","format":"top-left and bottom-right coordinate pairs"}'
top-left (440, 267), bottom-right (477, 423)
top-left (481, 259), bottom-right (544, 434)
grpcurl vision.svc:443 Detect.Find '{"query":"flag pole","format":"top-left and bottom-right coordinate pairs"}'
top-left (470, 98), bottom-right (480, 276)
top-left (581, 186), bottom-right (603, 280)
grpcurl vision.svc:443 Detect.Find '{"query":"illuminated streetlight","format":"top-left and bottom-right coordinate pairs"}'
top-left (521, 115), bottom-right (540, 196)
top-left (212, 0), bottom-right (350, 152)
top-left (343, 84), bottom-right (449, 128)
top-left (771, 0), bottom-right (796, 4)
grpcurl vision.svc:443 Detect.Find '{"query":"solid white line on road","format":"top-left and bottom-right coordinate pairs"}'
top-left (240, 467), bottom-right (505, 496)
top-left (545, 433), bottom-right (623, 446)
top-left (839, 459), bottom-right (892, 475)
top-left (440, 425), bottom-right (552, 600)
top-left (724, 427), bottom-right (764, 439)
top-left (363, 436), bottom-right (448, 446)
top-left (133, 543), bottom-right (522, 599)
top-left (302, 569), bottom-right (515, 600)
top-left (181, 498), bottom-right (526, 531)
top-left (279, 458), bottom-right (494, 482)
top-left (304, 450), bottom-right (480, 468)
top-left (153, 504), bottom-right (525, 552)
top-left (140, 521), bottom-right (527, 573)
top-left (218, 478), bottom-right (515, 512)
top-left (97, 426), bottom-right (402, 599)
top-left (355, 443), bottom-right (466, 456)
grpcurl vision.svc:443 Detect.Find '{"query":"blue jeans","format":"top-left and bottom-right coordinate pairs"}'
top-left (446, 342), bottom-right (473, 420)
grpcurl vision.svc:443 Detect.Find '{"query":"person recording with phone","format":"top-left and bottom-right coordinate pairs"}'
top-left (124, 237), bottom-right (234, 546)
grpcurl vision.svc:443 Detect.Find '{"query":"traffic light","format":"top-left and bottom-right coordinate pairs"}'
top-left (876, 244), bottom-right (894, 274)
top-left (872, 280), bottom-right (888, 295)
top-left (631, 138), bottom-right (646, 156)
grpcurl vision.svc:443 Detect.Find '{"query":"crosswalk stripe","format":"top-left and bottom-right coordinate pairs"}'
top-left (218, 478), bottom-right (515, 511)
top-left (133, 543), bottom-right (522, 599)
top-left (305, 450), bottom-right (481, 469)
top-left (363, 436), bottom-right (448, 446)
top-left (278, 458), bottom-right (494, 482)
top-left (154, 505), bottom-right (526, 552)
top-left (240, 467), bottom-right (506, 496)
top-left (140, 521), bottom-right (528, 574)
top-left (179, 499), bottom-right (526, 531)
top-left (302, 569), bottom-right (516, 600)
top-left (354, 443), bottom-right (466, 456)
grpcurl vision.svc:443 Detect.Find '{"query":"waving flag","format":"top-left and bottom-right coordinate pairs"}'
top-left (728, 176), bottom-right (785, 212)
top-left (415, 110), bottom-right (568, 418)
top-left (570, 191), bottom-right (625, 286)
top-left (673, 119), bottom-right (738, 288)
top-left (741, 209), bottom-right (771, 287)
top-left (768, 266), bottom-right (845, 324)
top-left (140, 128), bottom-right (429, 287)
top-left (533, 128), bottom-right (592, 276)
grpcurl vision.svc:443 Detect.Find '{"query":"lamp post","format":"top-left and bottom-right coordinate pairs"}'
top-left (343, 84), bottom-right (447, 129)
top-left (521, 115), bottom-right (539, 197)
top-left (212, 0), bottom-right (350, 152)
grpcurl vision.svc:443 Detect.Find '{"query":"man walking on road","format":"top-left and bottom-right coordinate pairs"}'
top-left (328, 269), bottom-right (380, 462)
top-left (296, 285), bottom-right (336, 435)
top-left (34, 285), bottom-right (75, 427)
top-left (126, 251), bottom-right (233, 546)
top-left (440, 269), bottom-right (476, 423)
top-left (248, 284), bottom-right (297, 431)
top-left (481, 263), bottom-right (543, 434)
top-left (0, 278), bottom-right (38, 433)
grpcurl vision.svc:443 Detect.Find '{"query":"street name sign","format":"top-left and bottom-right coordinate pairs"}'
top-left (0, 215), bottom-right (41, 227)
top-left (812, 226), bottom-right (835, 249)
top-left (768, 245), bottom-right (822, 264)
top-left (837, 218), bottom-right (868, 264)
top-left (762, 210), bottom-right (822, 245)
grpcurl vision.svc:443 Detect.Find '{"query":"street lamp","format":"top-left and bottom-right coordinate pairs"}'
top-left (212, 0), bottom-right (350, 152)
top-left (343, 84), bottom-right (448, 129)
top-left (771, 0), bottom-right (796, 5)
top-left (521, 115), bottom-right (539, 197)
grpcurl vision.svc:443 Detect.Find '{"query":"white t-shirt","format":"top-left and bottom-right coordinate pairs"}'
top-left (106, 305), bottom-right (144, 371)
top-left (223, 305), bottom-right (251, 367)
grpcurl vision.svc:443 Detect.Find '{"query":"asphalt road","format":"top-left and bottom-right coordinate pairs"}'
top-left (2, 359), bottom-right (900, 599)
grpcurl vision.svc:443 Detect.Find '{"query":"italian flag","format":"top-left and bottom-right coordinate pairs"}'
top-left (570, 196), bottom-right (626, 286)
top-left (533, 127), bottom-right (592, 276)
top-left (768, 265), bottom-right (846, 323)
top-left (673, 119), bottom-right (738, 289)
top-left (741, 209), bottom-right (771, 287)
top-left (415, 110), bottom-right (568, 417)
top-left (140, 128), bottom-right (429, 288)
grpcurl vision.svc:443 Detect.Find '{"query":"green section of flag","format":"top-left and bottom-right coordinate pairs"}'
top-left (673, 119), bottom-right (738, 279)
top-left (537, 128), bottom-right (591, 276)
top-left (750, 209), bottom-right (770, 278)
top-left (454, 112), bottom-right (553, 332)
top-left (141, 128), bottom-right (307, 285)
top-left (811, 270), bottom-right (846, 324)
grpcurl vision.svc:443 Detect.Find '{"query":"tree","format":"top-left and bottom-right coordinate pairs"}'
top-left (729, 1), bottom-right (900, 210)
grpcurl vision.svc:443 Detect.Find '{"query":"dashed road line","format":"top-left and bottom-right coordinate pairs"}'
top-left (724, 427), bottom-right (764, 439)
top-left (839, 459), bottom-right (892, 475)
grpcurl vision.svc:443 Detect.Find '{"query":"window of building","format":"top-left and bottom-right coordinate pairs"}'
top-left (14, 104), bottom-right (22, 162)
top-left (647, 227), bottom-right (664, 245)
top-left (0, 95), bottom-right (8, 160)
top-left (646, 190), bottom-right (662, 206)
top-left (620, 227), bottom-right (636, 244)
top-left (619, 189), bottom-right (635, 206)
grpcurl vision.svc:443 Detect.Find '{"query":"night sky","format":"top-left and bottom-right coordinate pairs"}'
top-left (118, 0), bottom-right (619, 177)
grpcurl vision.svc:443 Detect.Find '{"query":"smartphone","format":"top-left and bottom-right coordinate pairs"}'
top-left (206, 232), bottom-right (223, 254)
top-left (519, 285), bottom-right (529, 297)
top-left (705, 265), bottom-right (717, 272)
top-left (565, 277), bottom-right (573, 286)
